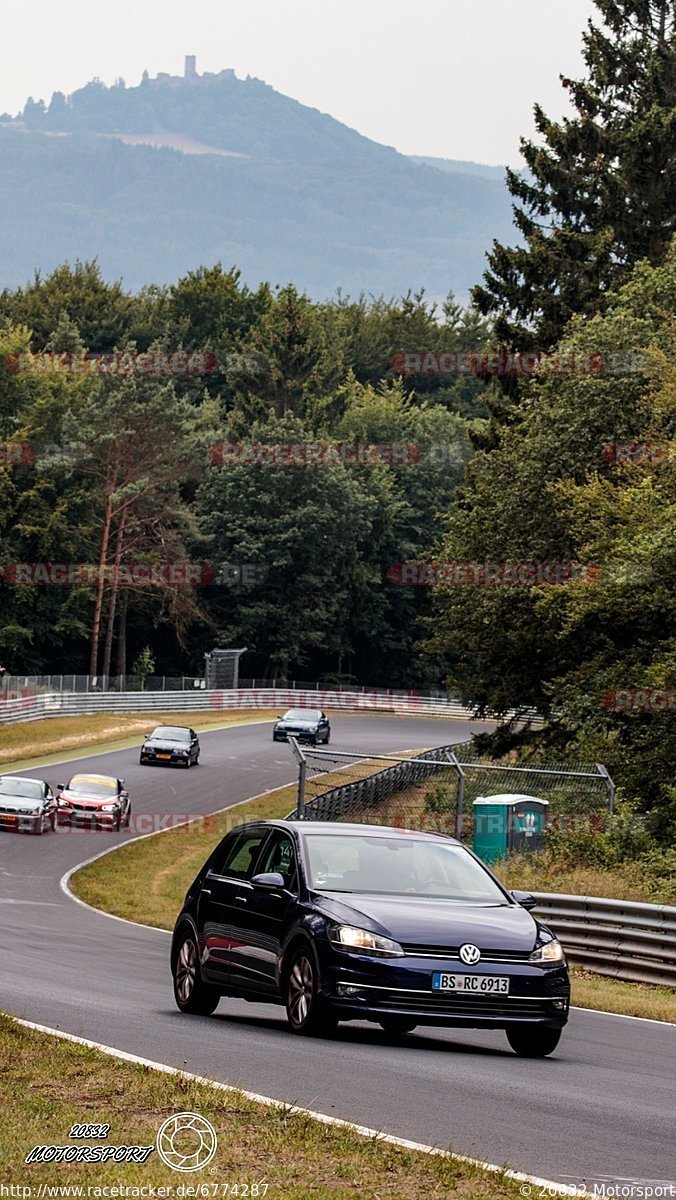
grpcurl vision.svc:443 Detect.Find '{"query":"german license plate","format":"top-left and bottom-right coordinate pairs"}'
top-left (432, 973), bottom-right (509, 993)
top-left (156, 754), bottom-right (171, 760)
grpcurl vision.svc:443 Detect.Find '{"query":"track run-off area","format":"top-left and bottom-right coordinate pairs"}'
top-left (0, 713), bottom-right (674, 1191)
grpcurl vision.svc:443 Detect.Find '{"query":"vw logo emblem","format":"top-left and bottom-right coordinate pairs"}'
top-left (459, 943), bottom-right (481, 965)
top-left (156, 1112), bottom-right (218, 1172)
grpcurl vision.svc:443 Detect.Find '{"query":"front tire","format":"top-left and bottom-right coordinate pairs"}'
top-left (285, 947), bottom-right (337, 1036)
top-left (173, 932), bottom-right (221, 1015)
top-left (506, 1025), bottom-right (562, 1057)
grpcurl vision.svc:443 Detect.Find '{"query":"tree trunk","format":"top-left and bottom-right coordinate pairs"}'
top-left (101, 507), bottom-right (129, 681)
top-left (115, 590), bottom-right (128, 683)
top-left (89, 493), bottom-right (114, 677)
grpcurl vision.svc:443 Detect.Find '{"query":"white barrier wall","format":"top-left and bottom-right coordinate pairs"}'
top-left (0, 687), bottom-right (540, 724)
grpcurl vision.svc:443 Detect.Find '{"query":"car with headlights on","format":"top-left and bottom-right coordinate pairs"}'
top-left (272, 709), bottom-right (330, 745)
top-left (0, 775), bottom-right (57, 834)
top-left (171, 820), bottom-right (569, 1057)
top-left (140, 725), bottom-right (200, 767)
top-left (56, 773), bottom-right (131, 830)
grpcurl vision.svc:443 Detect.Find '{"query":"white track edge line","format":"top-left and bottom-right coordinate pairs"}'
top-left (6, 1013), bottom-right (589, 1196)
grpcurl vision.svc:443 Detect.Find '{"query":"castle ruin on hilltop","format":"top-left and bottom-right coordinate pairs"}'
top-left (145, 56), bottom-right (235, 87)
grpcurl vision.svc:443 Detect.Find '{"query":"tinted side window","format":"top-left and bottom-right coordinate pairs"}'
top-left (218, 830), bottom-right (269, 880)
top-left (258, 832), bottom-right (298, 892)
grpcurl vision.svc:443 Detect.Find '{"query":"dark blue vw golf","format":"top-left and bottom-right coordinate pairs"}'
top-left (171, 821), bottom-right (569, 1056)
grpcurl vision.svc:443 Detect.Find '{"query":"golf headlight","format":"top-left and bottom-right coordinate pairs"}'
top-left (328, 925), bottom-right (404, 957)
top-left (100, 804), bottom-right (117, 812)
top-left (530, 939), bottom-right (565, 964)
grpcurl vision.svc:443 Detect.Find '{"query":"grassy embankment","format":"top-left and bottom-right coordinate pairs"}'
top-left (0, 1013), bottom-right (525, 1198)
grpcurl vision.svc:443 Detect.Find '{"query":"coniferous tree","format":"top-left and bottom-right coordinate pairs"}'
top-left (473, 0), bottom-right (676, 362)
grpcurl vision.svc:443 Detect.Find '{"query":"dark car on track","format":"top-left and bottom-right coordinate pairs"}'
top-left (140, 725), bottom-right (200, 767)
top-left (0, 775), bottom-right (57, 834)
top-left (56, 773), bottom-right (131, 830)
top-left (272, 709), bottom-right (330, 745)
top-left (171, 820), bottom-right (570, 1056)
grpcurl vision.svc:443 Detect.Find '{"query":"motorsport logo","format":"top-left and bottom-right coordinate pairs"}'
top-left (24, 1121), bottom-right (153, 1165)
top-left (24, 1113), bottom-right (218, 1171)
top-left (155, 1113), bottom-right (218, 1172)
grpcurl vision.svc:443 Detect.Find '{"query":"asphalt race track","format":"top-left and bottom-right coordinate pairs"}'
top-left (0, 714), bottom-right (674, 1189)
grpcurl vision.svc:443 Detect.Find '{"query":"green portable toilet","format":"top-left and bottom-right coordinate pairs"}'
top-left (473, 793), bottom-right (549, 864)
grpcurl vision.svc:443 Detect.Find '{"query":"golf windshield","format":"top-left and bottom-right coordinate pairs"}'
top-left (304, 834), bottom-right (508, 902)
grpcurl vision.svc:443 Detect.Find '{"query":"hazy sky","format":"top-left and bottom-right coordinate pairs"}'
top-left (4, 0), bottom-right (598, 165)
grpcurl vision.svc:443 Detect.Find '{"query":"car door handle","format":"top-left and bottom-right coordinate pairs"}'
top-left (201, 888), bottom-right (212, 897)
top-left (234, 896), bottom-right (248, 905)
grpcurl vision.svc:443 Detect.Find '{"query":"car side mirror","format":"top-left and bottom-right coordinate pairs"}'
top-left (251, 871), bottom-right (286, 891)
top-left (511, 889), bottom-right (537, 910)
top-left (57, 784), bottom-right (64, 791)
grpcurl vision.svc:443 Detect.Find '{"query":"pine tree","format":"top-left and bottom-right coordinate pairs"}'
top-left (473, 0), bottom-right (676, 358)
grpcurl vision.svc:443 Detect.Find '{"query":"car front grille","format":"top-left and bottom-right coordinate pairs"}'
top-left (374, 992), bottom-right (557, 1019)
top-left (0, 805), bottom-right (34, 816)
top-left (400, 944), bottom-right (532, 963)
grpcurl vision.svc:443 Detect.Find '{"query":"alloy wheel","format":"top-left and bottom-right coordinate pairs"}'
top-left (176, 938), bottom-right (197, 1003)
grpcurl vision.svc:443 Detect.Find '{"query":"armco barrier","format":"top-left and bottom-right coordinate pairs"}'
top-left (0, 688), bottom-right (538, 725)
top-left (531, 893), bottom-right (676, 987)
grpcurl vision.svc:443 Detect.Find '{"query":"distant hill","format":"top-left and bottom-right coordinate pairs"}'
top-left (0, 67), bottom-right (515, 299)
top-left (408, 156), bottom-right (506, 181)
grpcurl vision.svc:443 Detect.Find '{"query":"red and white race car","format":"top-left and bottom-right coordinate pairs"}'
top-left (56, 773), bottom-right (131, 831)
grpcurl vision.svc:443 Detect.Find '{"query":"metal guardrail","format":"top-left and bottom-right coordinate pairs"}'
top-left (531, 893), bottom-right (676, 988)
top-left (0, 687), bottom-right (532, 726)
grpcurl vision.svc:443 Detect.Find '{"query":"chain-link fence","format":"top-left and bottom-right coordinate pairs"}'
top-left (0, 674), bottom-right (207, 696)
top-left (287, 739), bottom-right (614, 843)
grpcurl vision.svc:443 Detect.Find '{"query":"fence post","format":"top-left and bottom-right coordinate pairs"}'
top-left (596, 763), bottom-right (616, 817)
top-left (445, 750), bottom-right (466, 840)
top-left (288, 737), bottom-right (308, 819)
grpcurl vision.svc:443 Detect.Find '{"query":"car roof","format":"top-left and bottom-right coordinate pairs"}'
top-left (0, 774), bottom-right (45, 785)
top-left (228, 818), bottom-right (460, 845)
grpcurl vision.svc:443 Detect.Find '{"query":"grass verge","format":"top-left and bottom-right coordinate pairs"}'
top-left (71, 782), bottom-right (676, 1025)
top-left (569, 968), bottom-right (676, 1022)
top-left (0, 1013), bottom-right (524, 1198)
top-left (0, 710), bottom-right (277, 770)
top-left (497, 851), bottom-right (675, 907)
